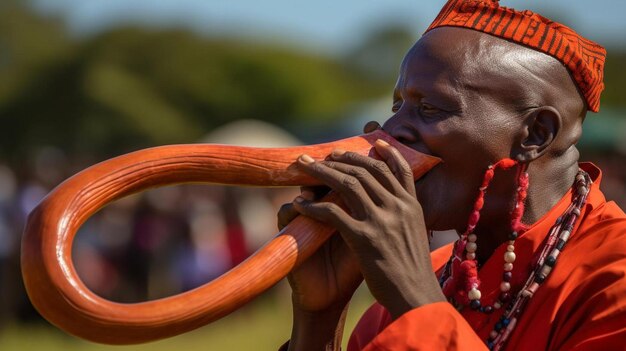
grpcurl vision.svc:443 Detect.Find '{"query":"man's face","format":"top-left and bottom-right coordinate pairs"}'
top-left (382, 27), bottom-right (526, 231)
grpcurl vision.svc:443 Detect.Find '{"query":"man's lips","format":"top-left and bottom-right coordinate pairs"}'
top-left (400, 140), bottom-right (439, 161)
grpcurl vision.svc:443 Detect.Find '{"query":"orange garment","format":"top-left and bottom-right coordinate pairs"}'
top-left (348, 163), bottom-right (626, 350)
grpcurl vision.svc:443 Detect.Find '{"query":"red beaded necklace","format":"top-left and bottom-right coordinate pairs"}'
top-left (438, 162), bottom-right (592, 350)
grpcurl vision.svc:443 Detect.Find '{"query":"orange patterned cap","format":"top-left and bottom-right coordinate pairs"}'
top-left (426, 0), bottom-right (606, 112)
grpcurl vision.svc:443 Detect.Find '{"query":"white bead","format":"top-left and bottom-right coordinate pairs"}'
top-left (507, 245), bottom-right (515, 252)
top-left (466, 242), bottom-right (477, 253)
top-left (504, 251), bottom-right (516, 263)
top-left (540, 265), bottom-right (553, 276)
top-left (468, 288), bottom-right (482, 300)
top-left (490, 331), bottom-right (499, 339)
top-left (493, 302), bottom-right (502, 309)
top-left (466, 252), bottom-right (476, 260)
top-left (468, 234), bottom-right (477, 242)
top-left (500, 282), bottom-right (511, 292)
top-left (504, 263), bottom-right (514, 271)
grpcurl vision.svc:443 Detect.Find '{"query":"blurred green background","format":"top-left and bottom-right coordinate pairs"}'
top-left (1, 0), bottom-right (625, 350)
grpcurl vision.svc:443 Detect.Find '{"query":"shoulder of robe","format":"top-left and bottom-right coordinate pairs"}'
top-left (574, 200), bottom-right (626, 250)
top-left (556, 200), bottom-right (626, 303)
top-left (549, 213), bottom-right (626, 340)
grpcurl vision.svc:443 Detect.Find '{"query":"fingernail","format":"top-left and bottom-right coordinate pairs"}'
top-left (301, 190), bottom-right (315, 201)
top-left (331, 148), bottom-right (346, 157)
top-left (375, 139), bottom-right (390, 147)
top-left (299, 154), bottom-right (315, 164)
top-left (295, 196), bottom-right (304, 203)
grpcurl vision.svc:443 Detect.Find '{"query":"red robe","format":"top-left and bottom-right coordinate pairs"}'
top-left (348, 163), bottom-right (626, 350)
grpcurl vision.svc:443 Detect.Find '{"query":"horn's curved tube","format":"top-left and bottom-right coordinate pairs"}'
top-left (21, 129), bottom-right (440, 344)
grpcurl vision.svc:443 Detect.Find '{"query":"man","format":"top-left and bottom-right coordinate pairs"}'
top-left (278, 1), bottom-right (625, 350)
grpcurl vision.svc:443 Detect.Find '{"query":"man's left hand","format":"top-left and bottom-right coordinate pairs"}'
top-left (293, 139), bottom-right (446, 320)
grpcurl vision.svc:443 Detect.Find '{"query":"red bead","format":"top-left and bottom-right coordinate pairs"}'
top-left (468, 210), bottom-right (480, 226)
top-left (500, 292), bottom-right (511, 302)
top-left (482, 169), bottom-right (495, 187)
top-left (474, 196), bottom-right (485, 210)
top-left (495, 158), bottom-right (517, 169)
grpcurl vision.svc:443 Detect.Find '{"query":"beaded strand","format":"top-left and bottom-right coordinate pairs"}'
top-left (476, 163), bottom-right (529, 313)
top-left (438, 164), bottom-right (591, 350)
top-left (489, 170), bottom-right (591, 350)
top-left (440, 159), bottom-right (527, 312)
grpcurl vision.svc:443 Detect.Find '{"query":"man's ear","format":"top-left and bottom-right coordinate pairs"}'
top-left (514, 107), bottom-right (561, 162)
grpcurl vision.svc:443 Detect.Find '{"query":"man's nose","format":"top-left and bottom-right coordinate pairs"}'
top-left (382, 114), bottom-right (419, 145)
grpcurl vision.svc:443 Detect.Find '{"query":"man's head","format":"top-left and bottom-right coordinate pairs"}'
top-left (382, 26), bottom-right (588, 231)
top-left (379, 0), bottom-right (607, 232)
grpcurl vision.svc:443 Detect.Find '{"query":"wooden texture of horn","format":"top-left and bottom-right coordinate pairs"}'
top-left (21, 129), bottom-right (440, 344)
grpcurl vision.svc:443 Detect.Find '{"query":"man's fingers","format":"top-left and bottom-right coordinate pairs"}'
top-left (277, 202), bottom-right (299, 231)
top-left (320, 160), bottom-right (388, 205)
top-left (328, 149), bottom-right (405, 196)
top-left (279, 186), bottom-right (332, 231)
top-left (293, 197), bottom-right (358, 234)
top-left (294, 197), bottom-right (372, 253)
top-left (300, 185), bottom-right (330, 201)
top-left (373, 139), bottom-right (417, 197)
top-left (297, 155), bottom-right (370, 217)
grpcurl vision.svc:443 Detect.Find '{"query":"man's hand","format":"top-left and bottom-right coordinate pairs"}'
top-left (293, 139), bottom-right (445, 320)
top-left (278, 186), bottom-right (363, 314)
top-left (278, 186), bottom-right (362, 351)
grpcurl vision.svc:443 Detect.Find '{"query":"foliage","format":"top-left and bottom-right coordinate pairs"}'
top-left (602, 52), bottom-right (626, 109)
top-left (0, 3), bottom-right (624, 167)
top-left (0, 4), bottom-right (387, 165)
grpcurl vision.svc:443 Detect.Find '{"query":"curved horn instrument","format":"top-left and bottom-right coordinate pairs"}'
top-left (21, 129), bottom-right (440, 345)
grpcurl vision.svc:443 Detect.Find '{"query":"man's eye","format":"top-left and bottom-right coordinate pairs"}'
top-left (420, 103), bottom-right (439, 114)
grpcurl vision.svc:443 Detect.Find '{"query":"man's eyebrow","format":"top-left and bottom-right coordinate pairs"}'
top-left (408, 81), bottom-right (460, 103)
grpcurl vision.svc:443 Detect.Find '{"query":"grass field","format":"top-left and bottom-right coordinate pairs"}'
top-left (0, 284), bottom-right (374, 351)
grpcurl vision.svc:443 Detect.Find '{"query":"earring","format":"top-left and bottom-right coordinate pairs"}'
top-left (441, 158), bottom-right (529, 311)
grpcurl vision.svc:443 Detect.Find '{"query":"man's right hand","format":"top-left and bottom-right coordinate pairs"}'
top-left (277, 187), bottom-right (363, 315)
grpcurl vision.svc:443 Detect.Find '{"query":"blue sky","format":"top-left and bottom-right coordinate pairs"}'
top-left (31, 0), bottom-right (625, 53)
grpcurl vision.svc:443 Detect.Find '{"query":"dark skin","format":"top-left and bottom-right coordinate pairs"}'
top-left (278, 27), bottom-right (586, 351)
